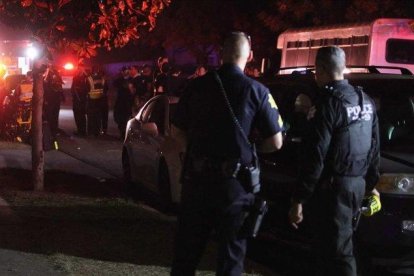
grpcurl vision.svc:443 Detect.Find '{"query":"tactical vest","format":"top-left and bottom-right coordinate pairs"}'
top-left (327, 86), bottom-right (374, 177)
top-left (88, 75), bottom-right (105, 99)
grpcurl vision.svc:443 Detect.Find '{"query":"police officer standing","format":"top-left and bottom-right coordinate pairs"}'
top-left (87, 67), bottom-right (106, 136)
top-left (289, 46), bottom-right (380, 276)
top-left (170, 32), bottom-right (284, 276)
top-left (44, 66), bottom-right (64, 138)
top-left (113, 66), bottom-right (132, 140)
top-left (71, 65), bottom-right (89, 136)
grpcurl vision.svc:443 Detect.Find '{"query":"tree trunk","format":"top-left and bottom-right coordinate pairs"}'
top-left (31, 68), bottom-right (44, 191)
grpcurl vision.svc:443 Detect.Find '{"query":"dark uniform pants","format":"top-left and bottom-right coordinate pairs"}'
top-left (171, 173), bottom-right (254, 276)
top-left (309, 176), bottom-right (365, 276)
top-left (73, 97), bottom-right (87, 135)
top-left (114, 104), bottom-right (131, 140)
top-left (87, 99), bottom-right (101, 136)
top-left (45, 97), bottom-right (61, 137)
top-left (100, 97), bottom-right (108, 133)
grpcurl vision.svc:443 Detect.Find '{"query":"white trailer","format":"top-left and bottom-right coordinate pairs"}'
top-left (277, 18), bottom-right (414, 74)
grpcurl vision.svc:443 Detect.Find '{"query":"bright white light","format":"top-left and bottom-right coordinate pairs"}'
top-left (26, 47), bottom-right (38, 59)
top-left (343, 67), bottom-right (351, 74)
top-left (64, 63), bottom-right (74, 70)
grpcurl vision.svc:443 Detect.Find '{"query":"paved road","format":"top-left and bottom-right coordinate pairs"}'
top-left (58, 107), bottom-right (123, 179)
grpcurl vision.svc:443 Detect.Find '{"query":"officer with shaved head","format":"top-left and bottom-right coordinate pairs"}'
top-left (171, 32), bottom-right (284, 275)
top-left (289, 46), bottom-right (380, 275)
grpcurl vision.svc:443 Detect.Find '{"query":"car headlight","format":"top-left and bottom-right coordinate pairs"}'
top-left (376, 174), bottom-right (414, 195)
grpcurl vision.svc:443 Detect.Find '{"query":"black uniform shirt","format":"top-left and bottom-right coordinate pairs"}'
top-left (172, 63), bottom-right (283, 164)
top-left (293, 80), bottom-right (380, 203)
top-left (71, 73), bottom-right (90, 102)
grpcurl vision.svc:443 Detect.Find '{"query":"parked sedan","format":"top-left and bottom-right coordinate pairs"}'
top-left (122, 95), bottom-right (182, 207)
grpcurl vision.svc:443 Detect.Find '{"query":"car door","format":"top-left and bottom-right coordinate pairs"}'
top-left (259, 76), bottom-right (317, 243)
top-left (131, 96), bottom-right (169, 192)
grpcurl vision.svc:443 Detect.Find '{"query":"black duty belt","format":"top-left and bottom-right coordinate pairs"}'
top-left (189, 156), bottom-right (243, 178)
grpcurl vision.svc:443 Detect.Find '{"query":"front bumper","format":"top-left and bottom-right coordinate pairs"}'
top-left (357, 195), bottom-right (414, 247)
top-left (357, 194), bottom-right (414, 273)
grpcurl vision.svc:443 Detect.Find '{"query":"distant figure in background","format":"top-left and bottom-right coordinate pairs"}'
top-left (71, 65), bottom-right (89, 136)
top-left (0, 78), bottom-right (6, 128)
top-left (44, 66), bottom-right (64, 138)
top-left (154, 56), bottom-right (169, 80)
top-left (87, 67), bottom-right (106, 136)
top-left (129, 65), bottom-right (142, 92)
top-left (154, 57), bottom-right (170, 95)
top-left (188, 65), bottom-right (208, 79)
top-left (128, 81), bottom-right (141, 117)
top-left (100, 71), bottom-right (109, 135)
top-left (113, 66), bottom-right (132, 139)
top-left (16, 71), bottom-right (34, 100)
top-left (245, 64), bottom-right (261, 78)
top-left (140, 64), bottom-right (154, 101)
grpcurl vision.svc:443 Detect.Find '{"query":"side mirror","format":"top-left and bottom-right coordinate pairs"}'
top-left (142, 122), bottom-right (159, 137)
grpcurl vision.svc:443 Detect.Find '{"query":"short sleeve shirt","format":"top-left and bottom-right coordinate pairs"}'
top-left (172, 63), bottom-right (283, 164)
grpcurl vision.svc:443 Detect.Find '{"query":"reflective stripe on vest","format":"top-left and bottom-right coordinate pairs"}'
top-left (88, 76), bottom-right (104, 99)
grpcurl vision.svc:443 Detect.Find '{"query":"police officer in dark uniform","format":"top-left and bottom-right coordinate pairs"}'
top-left (44, 66), bottom-right (64, 138)
top-left (171, 32), bottom-right (284, 276)
top-left (113, 66), bottom-right (132, 139)
top-left (289, 46), bottom-right (380, 276)
top-left (71, 65), bottom-right (90, 136)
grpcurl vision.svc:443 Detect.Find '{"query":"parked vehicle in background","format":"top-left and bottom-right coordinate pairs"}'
top-left (258, 66), bottom-right (414, 274)
top-left (122, 95), bottom-right (182, 208)
top-left (277, 18), bottom-right (414, 74)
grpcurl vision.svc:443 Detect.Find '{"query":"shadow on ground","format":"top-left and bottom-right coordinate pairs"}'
top-left (0, 168), bottom-right (269, 275)
top-left (0, 168), bottom-right (177, 266)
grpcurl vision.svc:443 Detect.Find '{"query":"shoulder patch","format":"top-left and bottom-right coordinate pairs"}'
top-left (268, 94), bottom-right (278, 110)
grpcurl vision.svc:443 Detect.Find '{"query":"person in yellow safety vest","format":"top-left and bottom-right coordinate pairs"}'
top-left (87, 68), bottom-right (108, 136)
top-left (7, 71), bottom-right (34, 142)
top-left (17, 71), bottom-right (34, 102)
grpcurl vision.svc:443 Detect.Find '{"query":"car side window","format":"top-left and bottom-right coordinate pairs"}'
top-left (140, 101), bottom-right (156, 123)
top-left (140, 96), bottom-right (169, 135)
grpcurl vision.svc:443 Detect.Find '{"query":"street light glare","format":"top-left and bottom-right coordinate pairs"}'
top-left (26, 47), bottom-right (38, 59)
top-left (64, 62), bottom-right (74, 70)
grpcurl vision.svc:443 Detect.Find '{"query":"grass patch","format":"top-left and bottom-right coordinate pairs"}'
top-left (0, 168), bottom-right (272, 275)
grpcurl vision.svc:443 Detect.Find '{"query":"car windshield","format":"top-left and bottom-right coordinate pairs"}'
top-left (378, 95), bottom-right (414, 151)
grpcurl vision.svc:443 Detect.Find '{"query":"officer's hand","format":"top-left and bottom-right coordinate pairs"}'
top-left (307, 106), bottom-right (316, 120)
top-left (367, 188), bottom-right (380, 198)
top-left (288, 202), bottom-right (303, 229)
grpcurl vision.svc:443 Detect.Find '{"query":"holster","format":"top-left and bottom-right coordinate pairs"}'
top-left (237, 164), bottom-right (261, 194)
top-left (239, 197), bottom-right (268, 239)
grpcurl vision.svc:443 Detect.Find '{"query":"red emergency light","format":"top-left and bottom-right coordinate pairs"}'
top-left (63, 62), bottom-right (74, 70)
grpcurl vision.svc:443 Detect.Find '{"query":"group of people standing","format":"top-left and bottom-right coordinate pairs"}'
top-left (71, 65), bottom-right (108, 137)
top-left (113, 64), bottom-right (153, 139)
top-left (71, 57), bottom-right (209, 140)
top-left (112, 58), bottom-right (208, 139)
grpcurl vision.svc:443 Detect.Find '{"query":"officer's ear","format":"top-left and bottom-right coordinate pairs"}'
top-left (247, 50), bottom-right (253, 63)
